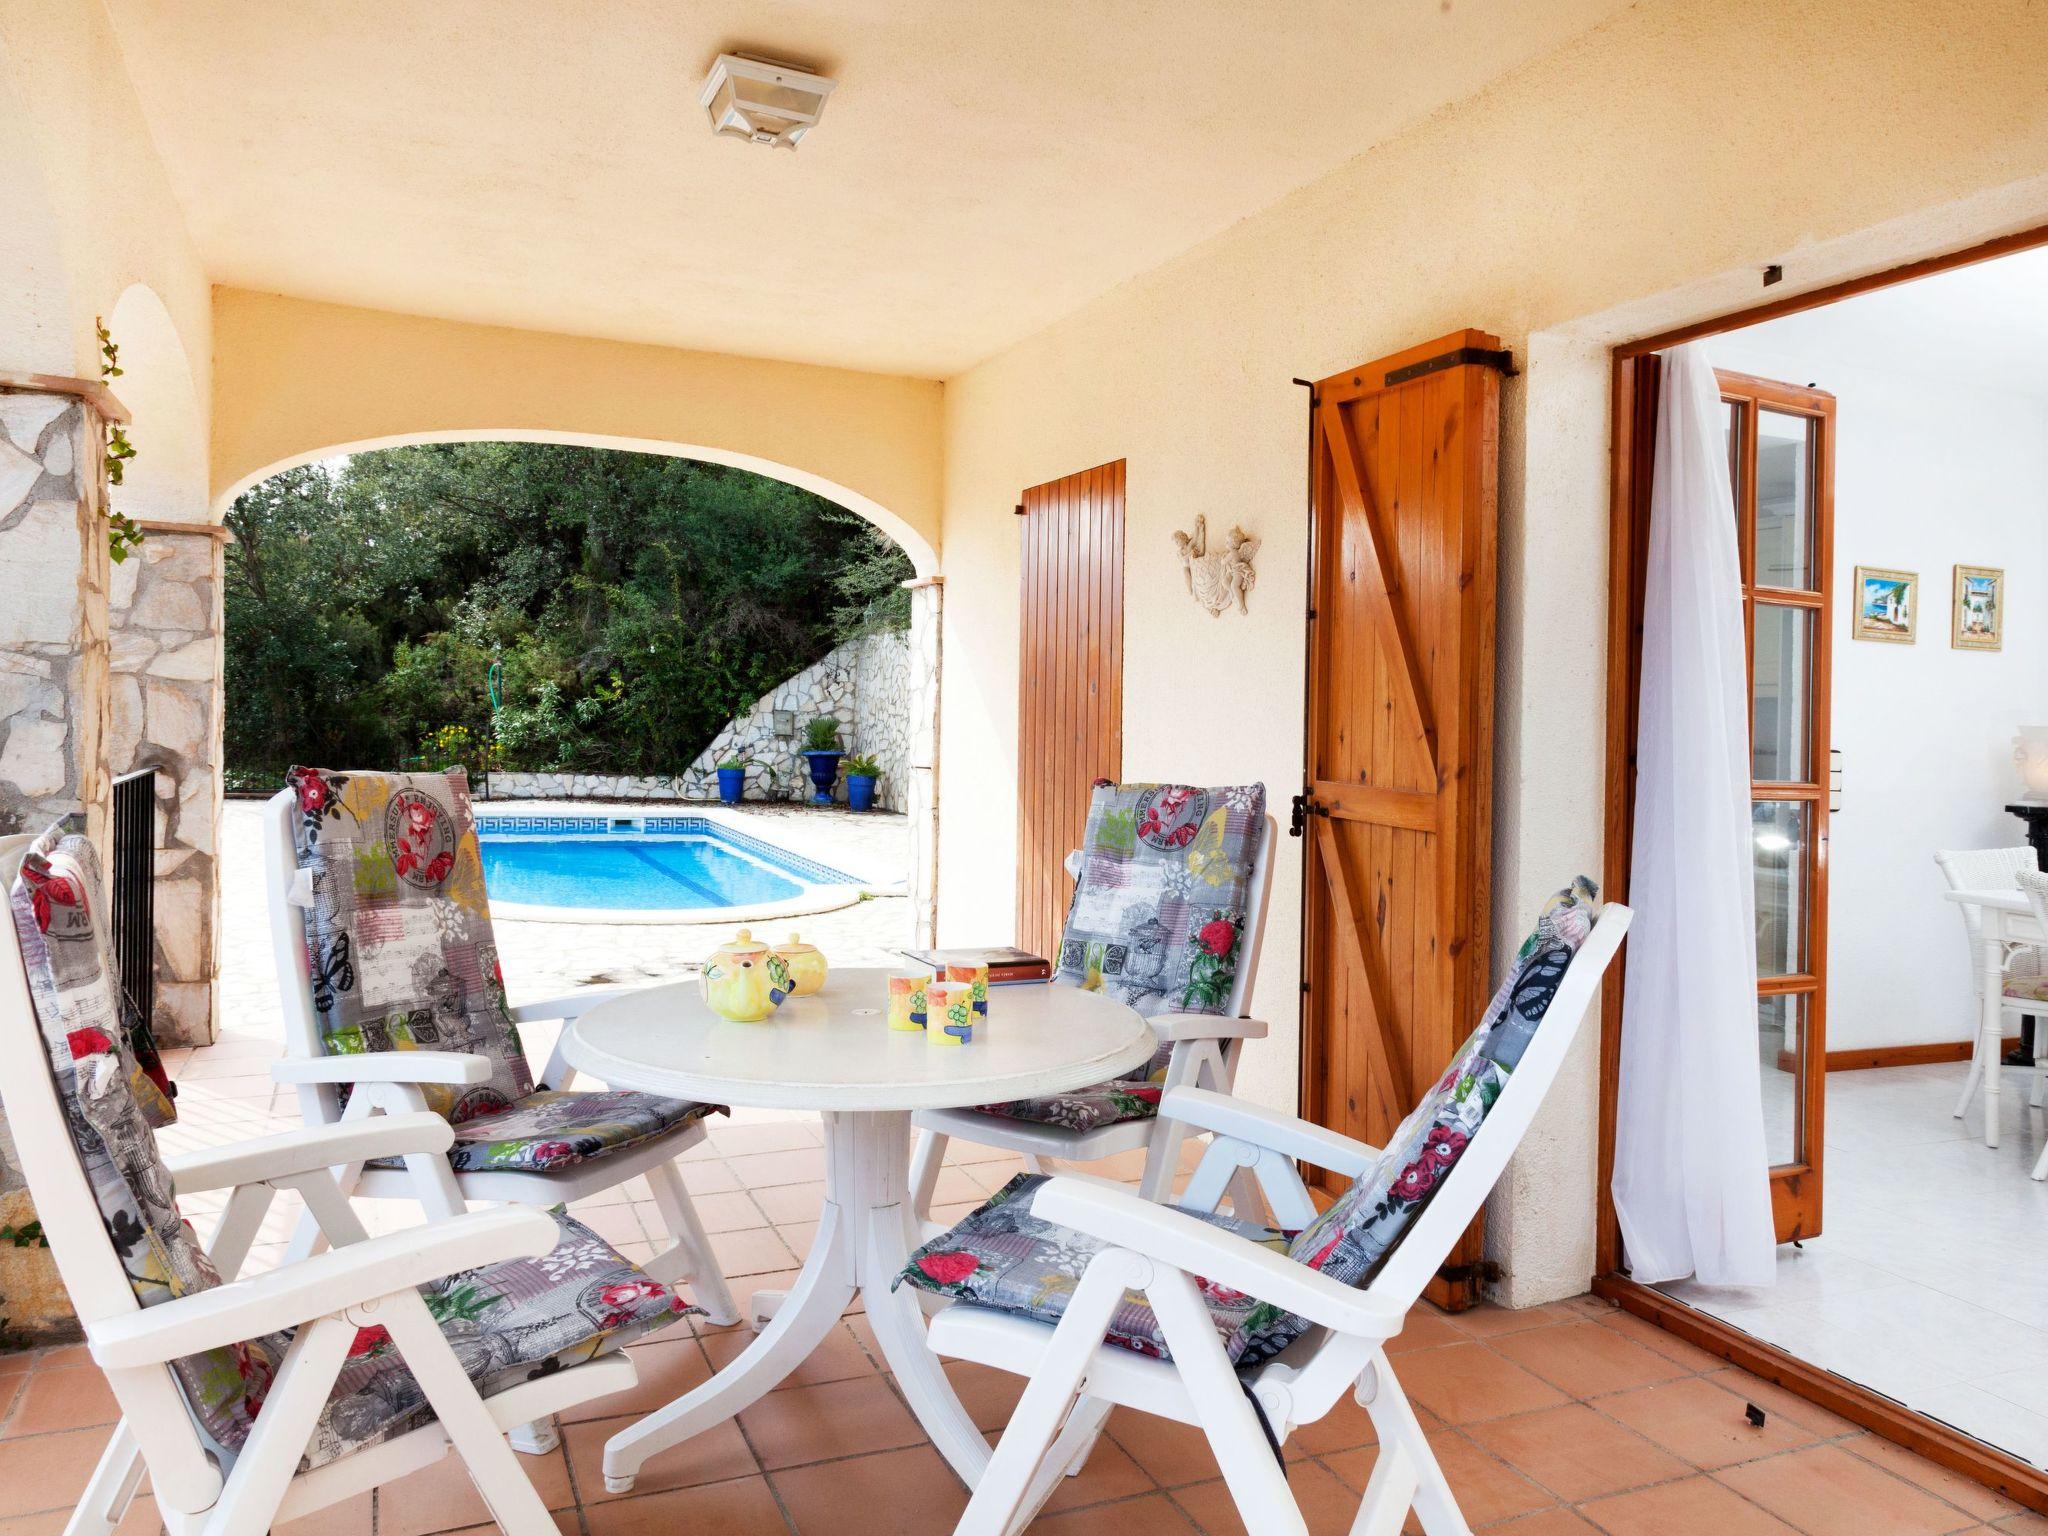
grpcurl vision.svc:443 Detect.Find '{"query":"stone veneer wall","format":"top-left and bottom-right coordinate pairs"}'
top-left (678, 628), bottom-right (911, 809)
top-left (108, 526), bottom-right (224, 1047)
top-left (0, 393), bottom-right (111, 849)
top-left (0, 382), bottom-right (115, 1347)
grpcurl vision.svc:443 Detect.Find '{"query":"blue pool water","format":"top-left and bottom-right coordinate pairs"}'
top-left (477, 823), bottom-right (853, 912)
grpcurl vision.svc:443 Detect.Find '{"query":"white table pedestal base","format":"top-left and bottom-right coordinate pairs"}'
top-left (600, 1109), bottom-right (992, 1493)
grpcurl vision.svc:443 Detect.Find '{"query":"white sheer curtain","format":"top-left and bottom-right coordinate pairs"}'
top-left (1611, 342), bottom-right (1777, 1288)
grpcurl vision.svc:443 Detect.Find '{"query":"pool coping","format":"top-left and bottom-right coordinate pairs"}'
top-left (475, 810), bottom-right (880, 926)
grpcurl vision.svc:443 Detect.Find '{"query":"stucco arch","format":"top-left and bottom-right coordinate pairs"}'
top-left (216, 427), bottom-right (938, 577)
top-left (0, 48), bottom-right (73, 375)
top-left (105, 282), bottom-right (207, 522)
top-left (209, 291), bottom-right (944, 574)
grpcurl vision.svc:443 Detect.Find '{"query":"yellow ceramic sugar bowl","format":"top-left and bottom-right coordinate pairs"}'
top-left (700, 929), bottom-right (794, 1022)
top-left (772, 933), bottom-right (829, 996)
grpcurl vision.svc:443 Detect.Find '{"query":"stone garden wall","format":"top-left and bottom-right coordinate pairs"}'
top-left (486, 629), bottom-right (914, 810)
top-left (108, 526), bottom-right (224, 1047)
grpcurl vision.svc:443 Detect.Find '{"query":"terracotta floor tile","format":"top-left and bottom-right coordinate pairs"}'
top-left (736, 1374), bottom-right (923, 1469)
top-left (1716, 1444), bottom-right (1969, 1536)
top-left (574, 1202), bottom-right (650, 1248)
top-left (1, 1367), bottom-right (118, 1439)
top-left (1285, 1386), bottom-right (1381, 1457)
top-left (1391, 1342), bottom-right (1569, 1425)
top-left (1033, 1492), bottom-right (1198, 1533)
top-left (377, 1444), bottom-right (575, 1536)
top-left (1486, 1510), bottom-right (1603, 1535)
top-left (27, 1347), bottom-right (89, 1371)
top-left (277, 1489), bottom-right (372, 1536)
top-left (1466, 1403), bottom-right (1687, 1502)
top-left (750, 1181), bottom-right (826, 1226)
top-left (0, 1427), bottom-right (123, 1517)
top-left (709, 1225), bottom-right (798, 1277)
top-left (1320, 1434), bottom-right (1553, 1528)
top-left (1490, 1323), bottom-right (1690, 1400)
top-left (681, 1159), bottom-right (743, 1196)
top-left (711, 1120), bottom-right (822, 1157)
top-left (428, 1514), bottom-right (577, 1536)
top-left (1703, 1369), bottom-right (1860, 1440)
top-left (1450, 1303), bottom-right (1581, 1340)
top-left (773, 1444), bottom-right (968, 1535)
top-left (779, 1219), bottom-right (818, 1260)
top-left (724, 1147), bottom-right (828, 1188)
top-left (940, 1359), bottom-right (1027, 1434)
top-left (702, 1318), bottom-right (877, 1388)
top-left (1997, 1516), bottom-right (2048, 1533)
top-left (1593, 1375), bottom-right (1817, 1470)
top-left (1037, 1433), bottom-right (1156, 1514)
top-left (1593, 1309), bottom-right (1732, 1373)
top-left (1578, 1473), bottom-right (1802, 1536)
top-left (580, 1474), bottom-right (788, 1535)
top-left (562, 1413), bottom-right (758, 1502)
top-left (1838, 1433), bottom-right (2025, 1523)
top-left (1387, 1312), bottom-right (1468, 1354)
top-left (1108, 1409), bottom-right (1226, 1488)
top-left (1169, 1459), bottom-right (1368, 1535)
top-left (561, 1336), bottom-right (713, 1424)
top-left (659, 1189), bottom-right (763, 1234)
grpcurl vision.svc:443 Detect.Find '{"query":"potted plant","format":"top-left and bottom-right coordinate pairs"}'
top-left (844, 753), bottom-right (881, 812)
top-left (798, 717), bottom-right (844, 805)
top-left (715, 757), bottom-right (748, 804)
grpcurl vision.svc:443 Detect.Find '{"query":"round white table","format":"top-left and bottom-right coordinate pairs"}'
top-left (561, 966), bottom-right (1153, 1493)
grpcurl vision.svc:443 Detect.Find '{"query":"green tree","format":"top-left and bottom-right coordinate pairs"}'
top-left (222, 443), bottom-right (909, 784)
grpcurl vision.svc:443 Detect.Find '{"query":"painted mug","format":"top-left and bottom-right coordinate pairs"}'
top-left (944, 962), bottom-right (990, 1018)
top-left (887, 971), bottom-right (933, 1032)
top-left (925, 981), bottom-right (975, 1045)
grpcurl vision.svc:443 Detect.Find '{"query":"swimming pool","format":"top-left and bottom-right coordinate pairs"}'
top-left (476, 816), bottom-right (864, 923)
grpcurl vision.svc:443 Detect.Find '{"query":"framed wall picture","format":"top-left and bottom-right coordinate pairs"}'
top-left (1952, 564), bottom-right (2003, 650)
top-left (1852, 566), bottom-right (1917, 643)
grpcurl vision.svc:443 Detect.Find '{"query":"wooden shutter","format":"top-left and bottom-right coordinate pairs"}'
top-left (1016, 460), bottom-right (1125, 960)
top-left (1301, 332), bottom-right (1505, 1309)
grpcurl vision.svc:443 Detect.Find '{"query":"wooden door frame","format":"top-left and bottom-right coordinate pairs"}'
top-left (1596, 219), bottom-right (2048, 1510)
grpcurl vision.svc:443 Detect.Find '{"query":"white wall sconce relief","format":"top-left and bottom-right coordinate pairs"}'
top-left (1171, 514), bottom-right (1259, 617)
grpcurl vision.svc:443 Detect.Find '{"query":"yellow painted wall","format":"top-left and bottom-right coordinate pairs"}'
top-left (210, 291), bottom-right (946, 568)
top-left (936, 0), bottom-right (2048, 1300)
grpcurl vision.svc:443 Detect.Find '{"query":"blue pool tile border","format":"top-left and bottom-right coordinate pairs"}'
top-left (472, 812), bottom-right (861, 886)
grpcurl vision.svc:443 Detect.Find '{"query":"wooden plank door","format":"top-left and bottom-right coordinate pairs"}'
top-left (1721, 368), bottom-right (1835, 1243)
top-left (1016, 460), bottom-right (1125, 960)
top-left (1301, 333), bottom-right (1505, 1309)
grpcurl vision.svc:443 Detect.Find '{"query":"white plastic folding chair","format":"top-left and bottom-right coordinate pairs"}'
top-left (263, 784), bottom-right (739, 1334)
top-left (909, 811), bottom-right (1277, 1219)
top-left (0, 832), bottom-right (679, 1536)
top-left (929, 902), bottom-right (1632, 1536)
top-left (1936, 847), bottom-right (2048, 1118)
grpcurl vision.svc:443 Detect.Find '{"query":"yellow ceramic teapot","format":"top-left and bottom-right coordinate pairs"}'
top-left (773, 933), bottom-right (829, 996)
top-left (700, 928), bottom-right (794, 1022)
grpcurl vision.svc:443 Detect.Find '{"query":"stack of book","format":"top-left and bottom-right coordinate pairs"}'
top-left (899, 945), bottom-right (1051, 984)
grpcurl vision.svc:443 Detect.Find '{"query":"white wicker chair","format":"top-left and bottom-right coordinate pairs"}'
top-left (1935, 846), bottom-right (2048, 1120)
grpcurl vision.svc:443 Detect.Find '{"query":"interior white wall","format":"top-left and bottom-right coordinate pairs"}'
top-left (1707, 311), bottom-right (2048, 1053)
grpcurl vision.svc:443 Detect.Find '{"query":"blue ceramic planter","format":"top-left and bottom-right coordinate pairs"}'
top-left (715, 766), bottom-right (745, 804)
top-left (800, 750), bottom-right (842, 805)
top-left (847, 773), bottom-right (877, 812)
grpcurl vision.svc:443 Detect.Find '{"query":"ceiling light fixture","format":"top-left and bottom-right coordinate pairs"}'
top-left (700, 53), bottom-right (835, 150)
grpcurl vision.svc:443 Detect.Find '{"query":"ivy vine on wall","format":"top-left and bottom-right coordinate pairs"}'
top-left (95, 316), bottom-right (144, 564)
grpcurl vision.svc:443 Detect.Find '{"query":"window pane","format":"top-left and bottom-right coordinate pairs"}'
top-left (1753, 800), bottom-right (1809, 976)
top-left (1752, 604), bottom-right (1814, 782)
top-left (1758, 992), bottom-right (1805, 1166)
top-left (1755, 410), bottom-right (1813, 589)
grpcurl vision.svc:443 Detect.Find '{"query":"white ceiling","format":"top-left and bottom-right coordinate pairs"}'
top-left (101, 0), bottom-right (1632, 378)
top-left (1713, 245), bottom-right (2048, 400)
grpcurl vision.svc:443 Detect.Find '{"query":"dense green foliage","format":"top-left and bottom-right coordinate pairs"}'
top-left (224, 443), bottom-right (911, 785)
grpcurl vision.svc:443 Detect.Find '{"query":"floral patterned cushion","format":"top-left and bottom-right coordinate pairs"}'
top-left (970, 1040), bottom-right (1174, 1133)
top-left (284, 767), bottom-right (720, 1156)
top-left (1053, 782), bottom-right (1267, 1017)
top-left (370, 1087), bottom-right (720, 1174)
top-left (895, 1173), bottom-right (1293, 1362)
top-left (2005, 976), bottom-right (2048, 1004)
top-left (906, 881), bottom-right (1602, 1371)
top-left (8, 825), bottom-right (694, 1466)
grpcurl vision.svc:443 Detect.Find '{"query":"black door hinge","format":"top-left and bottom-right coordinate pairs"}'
top-left (1289, 792), bottom-right (1311, 837)
top-left (1437, 1259), bottom-right (1504, 1287)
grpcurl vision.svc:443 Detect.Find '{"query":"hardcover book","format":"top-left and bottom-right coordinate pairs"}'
top-left (899, 945), bottom-right (1052, 984)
